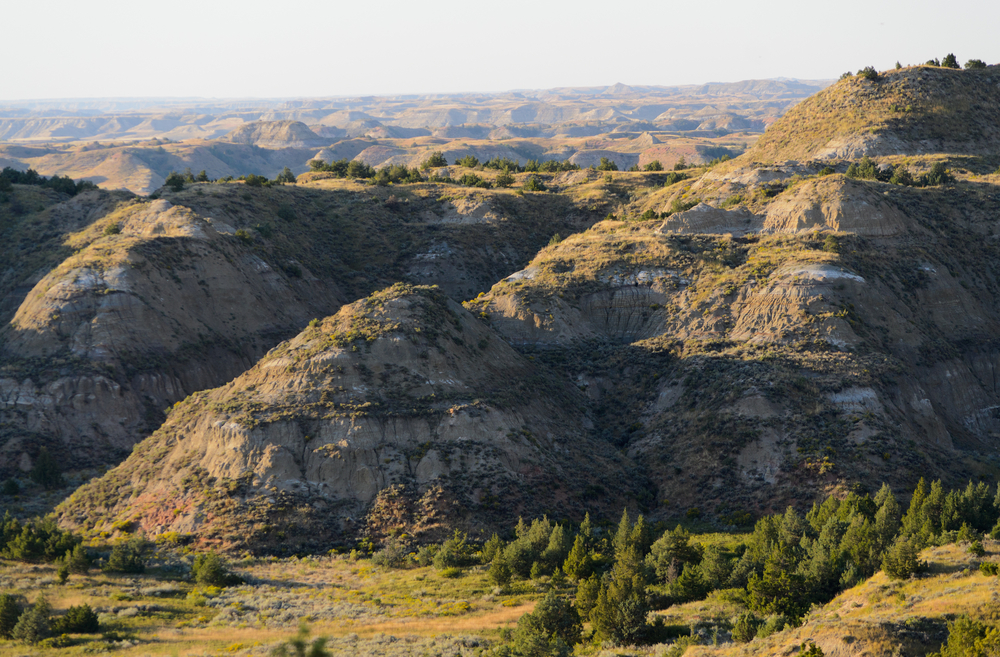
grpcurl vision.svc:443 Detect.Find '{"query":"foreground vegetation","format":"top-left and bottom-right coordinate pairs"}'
top-left (0, 478), bottom-right (997, 655)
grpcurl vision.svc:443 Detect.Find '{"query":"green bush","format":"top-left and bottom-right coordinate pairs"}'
top-left (103, 536), bottom-right (146, 574)
top-left (857, 66), bottom-right (879, 81)
top-left (192, 552), bottom-right (241, 586)
top-left (941, 53), bottom-right (959, 69)
top-left (523, 175), bottom-right (546, 192)
top-left (243, 174), bottom-right (268, 187)
top-left (457, 173), bottom-right (491, 188)
top-left (965, 59), bottom-right (987, 70)
top-left (644, 160), bottom-right (663, 172)
top-left (456, 155), bottom-right (480, 168)
top-left (495, 168), bottom-right (515, 188)
top-left (979, 561), bottom-right (999, 576)
top-left (731, 611), bottom-right (761, 643)
top-left (51, 604), bottom-right (99, 634)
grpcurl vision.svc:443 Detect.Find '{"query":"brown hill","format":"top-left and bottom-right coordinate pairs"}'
top-left (747, 65), bottom-right (1000, 162)
top-left (221, 121), bottom-right (326, 149)
top-left (57, 284), bottom-right (643, 551)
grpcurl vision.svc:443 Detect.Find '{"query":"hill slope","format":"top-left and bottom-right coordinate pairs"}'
top-left (747, 65), bottom-right (1000, 161)
top-left (57, 285), bottom-right (643, 551)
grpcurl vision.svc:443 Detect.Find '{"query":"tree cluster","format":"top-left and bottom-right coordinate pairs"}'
top-left (0, 167), bottom-right (97, 197)
top-left (845, 157), bottom-right (953, 187)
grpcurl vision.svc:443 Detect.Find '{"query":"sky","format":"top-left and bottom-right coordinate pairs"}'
top-left (4, 0), bottom-right (999, 100)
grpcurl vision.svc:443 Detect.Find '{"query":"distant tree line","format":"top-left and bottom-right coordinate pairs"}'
top-left (0, 167), bottom-right (97, 197)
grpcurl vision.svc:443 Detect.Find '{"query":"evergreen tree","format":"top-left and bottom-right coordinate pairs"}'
top-left (578, 513), bottom-right (593, 549)
top-left (489, 552), bottom-right (512, 587)
top-left (164, 171), bottom-right (185, 191)
top-left (30, 447), bottom-right (62, 490)
top-left (495, 167), bottom-right (515, 188)
top-left (65, 544), bottom-right (91, 573)
top-left (103, 535), bottom-right (146, 573)
top-left (0, 594), bottom-right (22, 639)
top-left (941, 53), bottom-right (960, 69)
top-left (196, 170), bottom-right (209, 182)
top-left (562, 535), bottom-right (593, 580)
top-left (11, 597), bottom-right (49, 644)
top-left (612, 509), bottom-right (632, 559)
top-left (513, 590), bottom-right (581, 649)
top-left (482, 533), bottom-right (504, 563)
top-left (882, 535), bottom-right (921, 580)
top-left (574, 574), bottom-right (601, 620)
top-left (541, 525), bottom-right (569, 568)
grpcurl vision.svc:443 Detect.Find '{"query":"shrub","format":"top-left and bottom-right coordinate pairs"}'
top-left (51, 604), bottom-right (99, 634)
top-left (523, 175), bottom-right (546, 192)
top-left (495, 168), bottom-right (515, 188)
top-left (1, 479), bottom-right (19, 496)
top-left (192, 552), bottom-right (240, 586)
top-left (644, 160), bottom-right (663, 171)
top-left (103, 223), bottom-right (122, 236)
top-left (965, 59), bottom-right (987, 70)
top-left (926, 58), bottom-right (940, 66)
top-left (103, 536), bottom-right (146, 574)
top-left (457, 173), bottom-right (491, 188)
top-left (731, 611), bottom-right (761, 643)
top-left (371, 536), bottom-right (409, 569)
top-left (243, 174), bottom-right (268, 187)
top-left (273, 624), bottom-right (330, 657)
top-left (510, 590), bottom-right (581, 652)
top-left (941, 53), bottom-right (959, 69)
top-left (456, 155), bottom-right (480, 168)
top-left (420, 152), bottom-right (448, 169)
top-left (979, 561), bottom-right (999, 576)
top-left (924, 162), bottom-right (954, 186)
top-left (857, 66), bottom-right (879, 81)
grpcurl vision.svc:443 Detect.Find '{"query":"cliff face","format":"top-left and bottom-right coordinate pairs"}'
top-left (57, 285), bottom-right (641, 552)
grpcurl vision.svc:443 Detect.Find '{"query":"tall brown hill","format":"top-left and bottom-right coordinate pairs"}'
top-left (57, 285), bottom-right (642, 552)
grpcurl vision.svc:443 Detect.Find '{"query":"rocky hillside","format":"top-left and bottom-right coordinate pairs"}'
top-left (57, 285), bottom-right (643, 552)
top-left (0, 178), bottom-right (609, 476)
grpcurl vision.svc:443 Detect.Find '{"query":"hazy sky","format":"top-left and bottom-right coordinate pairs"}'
top-left (4, 0), bottom-right (999, 100)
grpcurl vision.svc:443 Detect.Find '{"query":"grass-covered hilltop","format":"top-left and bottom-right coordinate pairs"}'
top-left (1, 58), bottom-right (1000, 655)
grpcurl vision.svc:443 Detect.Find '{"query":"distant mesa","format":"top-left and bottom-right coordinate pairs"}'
top-left (222, 120), bottom-right (326, 149)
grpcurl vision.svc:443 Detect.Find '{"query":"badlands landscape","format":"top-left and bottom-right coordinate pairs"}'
top-left (0, 62), bottom-right (999, 657)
